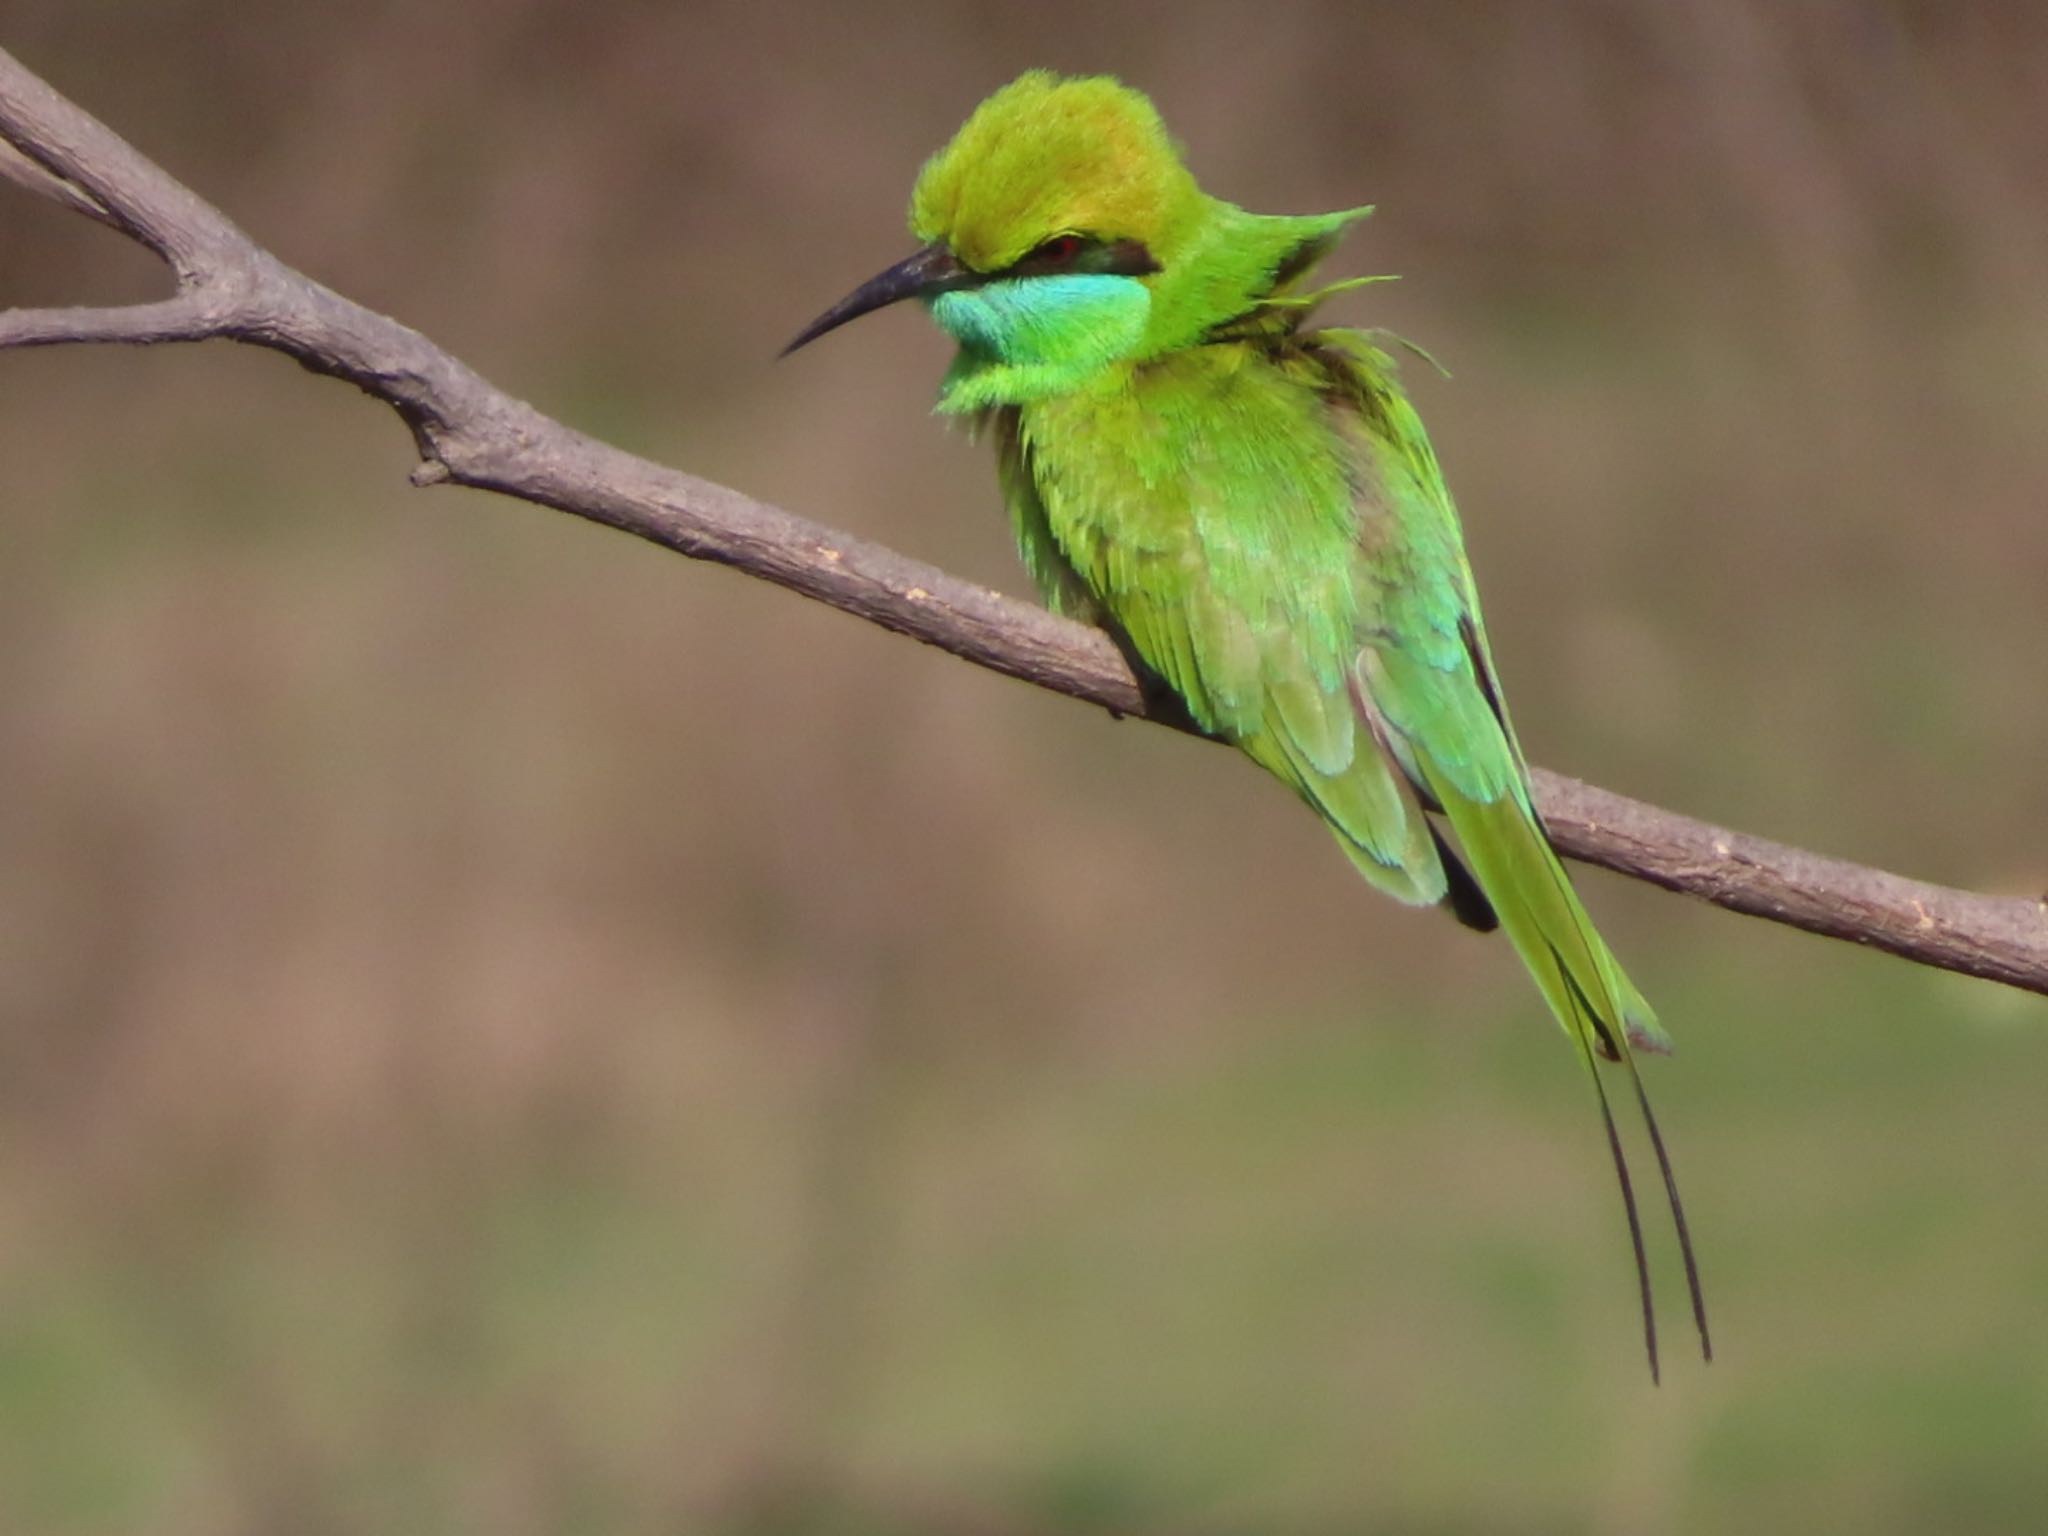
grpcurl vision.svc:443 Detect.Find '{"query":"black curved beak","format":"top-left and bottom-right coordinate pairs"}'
top-left (781, 243), bottom-right (975, 357)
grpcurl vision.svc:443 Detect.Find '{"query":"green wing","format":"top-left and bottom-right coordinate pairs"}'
top-left (998, 353), bottom-right (1448, 908)
top-left (1317, 330), bottom-right (1668, 1058)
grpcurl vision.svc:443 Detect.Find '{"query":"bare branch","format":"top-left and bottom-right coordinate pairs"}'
top-left (1528, 772), bottom-right (2047, 995)
top-left (0, 296), bottom-right (224, 347)
top-left (0, 133), bottom-right (118, 227)
top-left (4, 43), bottom-right (2044, 999)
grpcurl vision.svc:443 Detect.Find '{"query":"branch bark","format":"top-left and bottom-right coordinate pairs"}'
top-left (3, 45), bottom-right (2043, 999)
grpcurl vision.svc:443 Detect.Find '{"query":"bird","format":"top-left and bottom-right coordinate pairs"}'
top-left (784, 70), bottom-right (1708, 1380)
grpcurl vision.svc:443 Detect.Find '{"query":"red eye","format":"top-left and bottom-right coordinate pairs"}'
top-left (1035, 235), bottom-right (1085, 264)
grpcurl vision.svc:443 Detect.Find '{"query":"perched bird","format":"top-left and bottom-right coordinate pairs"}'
top-left (786, 71), bottom-right (1708, 1379)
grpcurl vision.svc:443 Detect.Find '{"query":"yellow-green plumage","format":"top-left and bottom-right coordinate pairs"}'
top-left (787, 70), bottom-right (1708, 1379)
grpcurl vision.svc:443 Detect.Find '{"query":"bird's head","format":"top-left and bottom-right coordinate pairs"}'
top-left (784, 72), bottom-right (1371, 410)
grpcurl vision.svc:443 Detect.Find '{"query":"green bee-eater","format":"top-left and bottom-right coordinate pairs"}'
top-left (787, 71), bottom-right (1708, 1378)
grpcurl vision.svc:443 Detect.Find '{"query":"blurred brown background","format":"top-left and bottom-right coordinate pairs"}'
top-left (3, 3), bottom-right (2047, 1533)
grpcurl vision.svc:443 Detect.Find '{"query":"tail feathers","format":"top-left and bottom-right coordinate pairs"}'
top-left (1612, 962), bottom-right (1671, 1058)
top-left (1621, 1035), bottom-right (1713, 1367)
top-left (1560, 963), bottom-right (1713, 1379)
top-left (1438, 775), bottom-right (1710, 1379)
top-left (1429, 823), bottom-right (1498, 933)
top-left (1577, 1010), bottom-right (1660, 1381)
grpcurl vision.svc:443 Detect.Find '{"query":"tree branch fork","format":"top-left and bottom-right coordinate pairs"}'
top-left (3, 45), bottom-right (2043, 999)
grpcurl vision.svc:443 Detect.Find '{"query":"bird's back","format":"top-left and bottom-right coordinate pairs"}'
top-left (996, 332), bottom-right (1456, 910)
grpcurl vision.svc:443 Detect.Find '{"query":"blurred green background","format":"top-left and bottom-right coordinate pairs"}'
top-left (4, 3), bottom-right (2047, 1532)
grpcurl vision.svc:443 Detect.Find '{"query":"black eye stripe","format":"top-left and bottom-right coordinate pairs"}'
top-left (1097, 238), bottom-right (1162, 276)
top-left (1003, 235), bottom-right (1162, 279)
